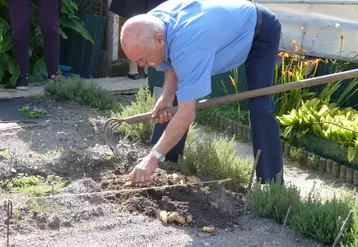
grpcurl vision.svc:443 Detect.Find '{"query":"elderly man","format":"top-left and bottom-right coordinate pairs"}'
top-left (121, 0), bottom-right (283, 184)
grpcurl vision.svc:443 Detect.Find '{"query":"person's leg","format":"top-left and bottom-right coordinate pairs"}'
top-left (8, 0), bottom-right (31, 90)
top-left (37, 0), bottom-right (61, 81)
top-left (245, 3), bottom-right (283, 183)
top-left (150, 95), bottom-right (189, 162)
top-left (128, 61), bottom-right (140, 80)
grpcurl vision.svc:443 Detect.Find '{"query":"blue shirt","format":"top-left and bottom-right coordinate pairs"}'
top-left (149, 0), bottom-right (257, 102)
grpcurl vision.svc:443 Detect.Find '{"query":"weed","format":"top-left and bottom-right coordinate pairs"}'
top-left (109, 84), bottom-right (154, 141)
top-left (13, 209), bottom-right (23, 220)
top-left (289, 146), bottom-right (306, 164)
top-left (0, 149), bottom-right (9, 158)
top-left (19, 105), bottom-right (47, 118)
top-left (179, 134), bottom-right (252, 190)
top-left (6, 173), bottom-right (69, 196)
top-left (27, 198), bottom-right (54, 215)
top-left (44, 77), bottom-right (119, 111)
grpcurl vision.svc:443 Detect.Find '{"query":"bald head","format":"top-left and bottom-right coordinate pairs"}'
top-left (120, 14), bottom-right (166, 68)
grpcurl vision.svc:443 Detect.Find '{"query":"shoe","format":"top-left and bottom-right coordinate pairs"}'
top-left (16, 74), bottom-right (29, 90)
top-left (128, 73), bottom-right (140, 80)
top-left (48, 73), bottom-right (62, 83)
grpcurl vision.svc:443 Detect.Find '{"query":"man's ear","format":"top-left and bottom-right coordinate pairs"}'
top-left (154, 32), bottom-right (164, 45)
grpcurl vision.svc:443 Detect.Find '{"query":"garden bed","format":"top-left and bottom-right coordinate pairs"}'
top-left (0, 98), bottom-right (325, 247)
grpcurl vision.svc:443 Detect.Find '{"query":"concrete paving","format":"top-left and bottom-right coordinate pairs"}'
top-left (0, 77), bottom-right (146, 99)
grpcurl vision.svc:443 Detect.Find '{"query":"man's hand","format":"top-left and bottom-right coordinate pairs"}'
top-left (128, 154), bottom-right (159, 184)
top-left (151, 95), bottom-right (174, 124)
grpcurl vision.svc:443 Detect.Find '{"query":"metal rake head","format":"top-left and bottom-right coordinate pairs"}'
top-left (104, 118), bottom-right (124, 156)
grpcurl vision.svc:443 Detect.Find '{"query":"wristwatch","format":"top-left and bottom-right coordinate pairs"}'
top-left (151, 148), bottom-right (166, 162)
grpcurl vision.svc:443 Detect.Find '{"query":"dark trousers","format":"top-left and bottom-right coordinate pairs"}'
top-left (245, 3), bottom-right (283, 183)
top-left (150, 95), bottom-right (189, 162)
top-left (8, 0), bottom-right (62, 76)
top-left (151, 3), bottom-right (283, 183)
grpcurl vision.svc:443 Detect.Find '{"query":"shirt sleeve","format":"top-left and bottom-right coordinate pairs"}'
top-left (154, 60), bottom-right (172, 72)
top-left (171, 46), bottom-right (215, 103)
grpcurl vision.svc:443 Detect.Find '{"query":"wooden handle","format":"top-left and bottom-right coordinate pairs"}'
top-left (122, 68), bottom-right (358, 125)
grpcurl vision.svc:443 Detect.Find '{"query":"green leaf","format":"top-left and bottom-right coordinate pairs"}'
top-left (347, 146), bottom-right (357, 163)
top-left (60, 16), bottom-right (94, 44)
top-left (0, 18), bottom-right (10, 35)
top-left (59, 28), bottom-right (68, 40)
top-left (282, 126), bottom-right (293, 137)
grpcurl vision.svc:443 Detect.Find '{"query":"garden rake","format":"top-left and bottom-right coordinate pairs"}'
top-left (104, 68), bottom-right (358, 156)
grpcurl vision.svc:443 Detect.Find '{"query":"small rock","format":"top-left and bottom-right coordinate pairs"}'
top-left (96, 206), bottom-right (104, 216)
top-left (10, 168), bottom-right (17, 173)
top-left (48, 216), bottom-right (61, 230)
top-left (204, 242), bottom-right (210, 247)
top-left (82, 211), bottom-right (90, 221)
top-left (38, 223), bottom-right (46, 230)
top-left (62, 220), bottom-right (72, 227)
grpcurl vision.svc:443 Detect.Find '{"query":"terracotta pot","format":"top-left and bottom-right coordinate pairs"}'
top-left (325, 159), bottom-right (333, 175)
top-left (331, 162), bottom-right (340, 179)
top-left (346, 167), bottom-right (354, 184)
top-left (284, 143), bottom-right (291, 158)
top-left (318, 157), bottom-right (326, 174)
top-left (354, 170), bottom-right (358, 186)
top-left (339, 165), bottom-right (347, 181)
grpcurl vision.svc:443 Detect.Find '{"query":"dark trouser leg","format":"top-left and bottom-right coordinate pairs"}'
top-left (245, 4), bottom-right (283, 183)
top-left (37, 0), bottom-right (61, 76)
top-left (150, 96), bottom-right (189, 162)
top-left (8, 0), bottom-right (31, 75)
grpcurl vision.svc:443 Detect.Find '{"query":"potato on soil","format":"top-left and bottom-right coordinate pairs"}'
top-left (186, 214), bottom-right (193, 224)
top-left (186, 176), bottom-right (201, 183)
top-left (202, 225), bottom-right (216, 233)
top-left (168, 212), bottom-right (186, 225)
top-left (159, 211), bottom-right (168, 225)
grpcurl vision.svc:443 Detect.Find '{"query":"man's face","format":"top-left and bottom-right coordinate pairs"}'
top-left (123, 32), bottom-right (165, 68)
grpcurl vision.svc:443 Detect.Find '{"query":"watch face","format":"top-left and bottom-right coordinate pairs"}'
top-left (159, 155), bottom-right (166, 162)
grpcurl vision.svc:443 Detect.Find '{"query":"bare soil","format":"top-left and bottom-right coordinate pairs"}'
top-left (0, 98), bottom-right (323, 247)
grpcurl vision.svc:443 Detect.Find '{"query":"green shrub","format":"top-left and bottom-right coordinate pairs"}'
top-left (179, 134), bottom-right (252, 190)
top-left (289, 190), bottom-right (352, 245)
top-left (247, 176), bottom-right (358, 246)
top-left (247, 176), bottom-right (301, 224)
top-left (110, 84), bottom-right (154, 141)
top-left (44, 77), bottom-right (119, 110)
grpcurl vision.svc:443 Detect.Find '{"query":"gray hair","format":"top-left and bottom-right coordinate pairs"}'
top-left (120, 14), bottom-right (164, 48)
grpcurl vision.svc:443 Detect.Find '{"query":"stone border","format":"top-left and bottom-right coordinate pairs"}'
top-left (282, 141), bottom-right (358, 186)
top-left (207, 112), bottom-right (358, 186)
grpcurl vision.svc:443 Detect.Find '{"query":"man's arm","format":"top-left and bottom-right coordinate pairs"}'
top-left (162, 67), bottom-right (178, 102)
top-left (153, 100), bottom-right (196, 155)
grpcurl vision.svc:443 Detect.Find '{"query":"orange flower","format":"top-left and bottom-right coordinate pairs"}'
top-left (311, 58), bottom-right (322, 65)
top-left (301, 27), bottom-right (306, 31)
top-left (295, 45), bottom-right (302, 51)
top-left (229, 75), bottom-right (236, 88)
top-left (292, 39), bottom-right (297, 45)
top-left (287, 71), bottom-right (293, 77)
top-left (282, 71), bottom-right (286, 76)
top-left (278, 52), bottom-right (286, 57)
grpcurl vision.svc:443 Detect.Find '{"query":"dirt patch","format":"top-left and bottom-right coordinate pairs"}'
top-left (0, 98), bottom-right (323, 247)
top-left (101, 169), bottom-right (244, 229)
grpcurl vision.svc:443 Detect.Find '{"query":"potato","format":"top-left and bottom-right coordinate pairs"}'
top-left (159, 211), bottom-right (168, 225)
top-left (202, 225), bottom-right (216, 233)
top-left (186, 214), bottom-right (193, 224)
top-left (168, 211), bottom-right (186, 225)
top-left (172, 173), bottom-right (186, 183)
top-left (179, 179), bottom-right (186, 185)
top-left (124, 181), bottom-right (133, 187)
top-left (200, 186), bottom-right (210, 193)
top-left (186, 176), bottom-right (201, 183)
